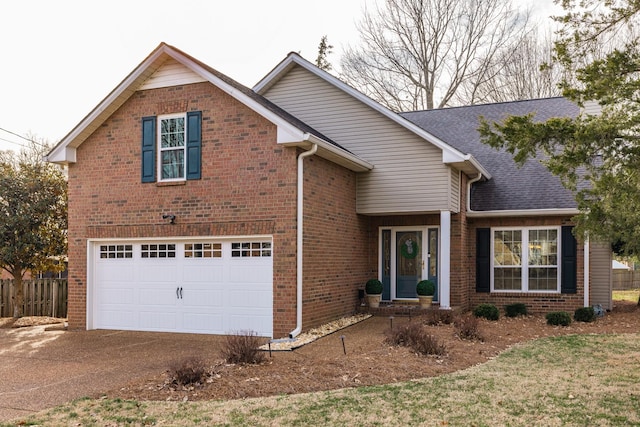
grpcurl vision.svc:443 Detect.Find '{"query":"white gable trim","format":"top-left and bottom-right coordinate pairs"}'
top-left (139, 58), bottom-right (206, 90)
top-left (47, 44), bottom-right (371, 172)
top-left (254, 53), bottom-right (490, 179)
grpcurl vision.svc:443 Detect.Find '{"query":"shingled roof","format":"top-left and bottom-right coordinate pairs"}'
top-left (400, 97), bottom-right (580, 212)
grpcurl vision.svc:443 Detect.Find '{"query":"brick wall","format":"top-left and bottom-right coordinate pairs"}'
top-left (450, 172), bottom-right (470, 309)
top-left (301, 155), bottom-right (370, 328)
top-left (67, 82), bottom-right (299, 336)
top-left (467, 215), bottom-right (584, 313)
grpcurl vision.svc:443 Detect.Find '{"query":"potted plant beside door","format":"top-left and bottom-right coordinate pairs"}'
top-left (416, 279), bottom-right (436, 309)
top-left (365, 279), bottom-right (383, 308)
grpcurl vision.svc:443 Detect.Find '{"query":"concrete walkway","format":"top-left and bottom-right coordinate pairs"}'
top-left (0, 324), bottom-right (225, 422)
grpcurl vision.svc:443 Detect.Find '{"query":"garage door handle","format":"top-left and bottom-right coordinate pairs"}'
top-left (176, 287), bottom-right (180, 299)
top-left (179, 287), bottom-right (183, 299)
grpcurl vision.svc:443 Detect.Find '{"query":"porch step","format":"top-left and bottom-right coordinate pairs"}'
top-left (356, 301), bottom-right (440, 317)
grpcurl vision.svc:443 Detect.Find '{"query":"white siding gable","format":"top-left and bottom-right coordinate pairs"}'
top-left (262, 66), bottom-right (459, 214)
top-left (139, 58), bottom-right (206, 90)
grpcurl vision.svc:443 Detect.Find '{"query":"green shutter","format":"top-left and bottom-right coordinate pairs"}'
top-left (476, 228), bottom-right (491, 293)
top-left (561, 226), bottom-right (577, 294)
top-left (186, 111), bottom-right (202, 180)
top-left (141, 116), bottom-right (156, 183)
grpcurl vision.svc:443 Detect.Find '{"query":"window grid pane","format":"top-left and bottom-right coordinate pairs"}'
top-left (141, 244), bottom-right (176, 259)
top-left (159, 116), bottom-right (186, 180)
top-left (100, 244), bottom-right (132, 259)
top-left (232, 242), bottom-right (271, 258)
top-left (185, 243), bottom-right (222, 258)
top-left (528, 229), bottom-right (558, 267)
top-left (494, 267), bottom-right (522, 290)
top-left (494, 230), bottom-right (522, 266)
top-left (529, 267), bottom-right (558, 291)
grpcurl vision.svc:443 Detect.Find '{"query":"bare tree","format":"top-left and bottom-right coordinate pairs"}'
top-left (462, 28), bottom-right (563, 104)
top-left (340, 0), bottom-right (531, 111)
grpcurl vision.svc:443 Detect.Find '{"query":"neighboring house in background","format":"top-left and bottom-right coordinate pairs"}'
top-left (47, 43), bottom-right (611, 338)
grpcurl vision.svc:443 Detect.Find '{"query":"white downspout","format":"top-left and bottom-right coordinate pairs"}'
top-left (467, 173), bottom-right (483, 213)
top-left (584, 238), bottom-right (590, 307)
top-left (290, 143), bottom-right (318, 338)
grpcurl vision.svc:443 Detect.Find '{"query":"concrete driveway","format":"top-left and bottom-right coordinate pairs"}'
top-left (0, 324), bottom-right (225, 422)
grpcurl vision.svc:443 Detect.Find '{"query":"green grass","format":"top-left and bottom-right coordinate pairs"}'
top-left (613, 289), bottom-right (640, 302)
top-left (5, 333), bottom-right (640, 427)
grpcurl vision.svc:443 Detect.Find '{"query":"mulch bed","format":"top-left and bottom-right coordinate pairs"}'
top-left (104, 301), bottom-right (639, 402)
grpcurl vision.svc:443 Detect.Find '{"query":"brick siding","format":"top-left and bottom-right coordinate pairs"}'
top-left (67, 82), bottom-right (299, 336)
top-left (301, 155), bottom-right (370, 328)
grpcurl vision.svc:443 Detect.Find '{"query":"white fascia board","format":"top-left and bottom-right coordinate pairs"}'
top-left (254, 54), bottom-right (479, 170)
top-left (305, 134), bottom-right (374, 172)
top-left (442, 150), bottom-right (492, 179)
top-left (466, 208), bottom-right (579, 218)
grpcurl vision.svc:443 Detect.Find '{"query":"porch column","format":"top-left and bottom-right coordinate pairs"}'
top-left (440, 210), bottom-right (451, 309)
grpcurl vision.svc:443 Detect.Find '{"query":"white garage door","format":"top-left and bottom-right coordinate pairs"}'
top-left (90, 239), bottom-right (273, 336)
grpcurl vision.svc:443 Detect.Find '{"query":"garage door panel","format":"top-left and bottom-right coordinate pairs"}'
top-left (181, 289), bottom-right (224, 307)
top-left (228, 264), bottom-right (272, 283)
top-left (98, 310), bottom-right (137, 329)
top-left (95, 264), bottom-right (135, 282)
top-left (181, 313), bottom-right (224, 333)
top-left (182, 264), bottom-right (224, 282)
top-left (139, 311), bottom-right (178, 331)
top-left (97, 286), bottom-right (135, 305)
top-left (227, 290), bottom-right (272, 308)
top-left (227, 313), bottom-right (272, 336)
top-left (139, 287), bottom-right (179, 306)
top-left (93, 239), bottom-right (273, 336)
top-left (139, 265), bottom-right (179, 283)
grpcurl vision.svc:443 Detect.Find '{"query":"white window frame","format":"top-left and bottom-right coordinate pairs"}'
top-left (157, 113), bottom-right (187, 182)
top-left (490, 226), bottom-right (561, 293)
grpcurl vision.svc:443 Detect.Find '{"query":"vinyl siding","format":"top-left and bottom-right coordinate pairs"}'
top-left (590, 242), bottom-right (612, 310)
top-left (583, 100), bottom-right (602, 116)
top-left (262, 66), bottom-right (452, 214)
top-left (139, 58), bottom-right (206, 90)
top-left (449, 169), bottom-right (461, 212)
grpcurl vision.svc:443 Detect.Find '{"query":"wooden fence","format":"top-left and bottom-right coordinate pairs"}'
top-left (0, 279), bottom-right (68, 318)
top-left (613, 270), bottom-right (640, 290)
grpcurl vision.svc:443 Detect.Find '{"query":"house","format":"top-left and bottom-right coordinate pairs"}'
top-left (47, 43), bottom-right (612, 338)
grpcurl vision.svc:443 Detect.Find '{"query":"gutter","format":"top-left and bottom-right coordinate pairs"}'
top-left (466, 172), bottom-right (578, 217)
top-left (290, 143), bottom-right (318, 338)
top-left (466, 208), bottom-right (580, 218)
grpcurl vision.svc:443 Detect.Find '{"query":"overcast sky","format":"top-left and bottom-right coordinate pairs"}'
top-left (0, 0), bottom-right (560, 152)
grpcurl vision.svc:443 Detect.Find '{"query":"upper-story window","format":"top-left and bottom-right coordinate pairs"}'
top-left (141, 111), bottom-right (201, 183)
top-left (159, 114), bottom-right (186, 181)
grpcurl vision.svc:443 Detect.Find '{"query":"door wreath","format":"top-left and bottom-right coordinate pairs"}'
top-left (401, 238), bottom-right (419, 259)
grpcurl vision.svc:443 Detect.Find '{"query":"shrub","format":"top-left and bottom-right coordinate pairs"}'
top-left (365, 279), bottom-right (383, 295)
top-left (385, 322), bottom-right (446, 356)
top-left (473, 304), bottom-right (500, 321)
top-left (546, 311), bottom-right (572, 326)
top-left (423, 310), bottom-right (454, 326)
top-left (574, 306), bottom-right (596, 323)
top-left (454, 314), bottom-right (483, 341)
top-left (168, 356), bottom-right (207, 385)
top-left (221, 331), bottom-right (266, 364)
top-left (416, 280), bottom-right (436, 296)
top-left (504, 303), bottom-right (528, 318)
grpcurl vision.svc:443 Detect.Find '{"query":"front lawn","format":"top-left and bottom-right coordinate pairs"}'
top-left (613, 289), bottom-right (640, 303)
top-left (8, 333), bottom-right (640, 427)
